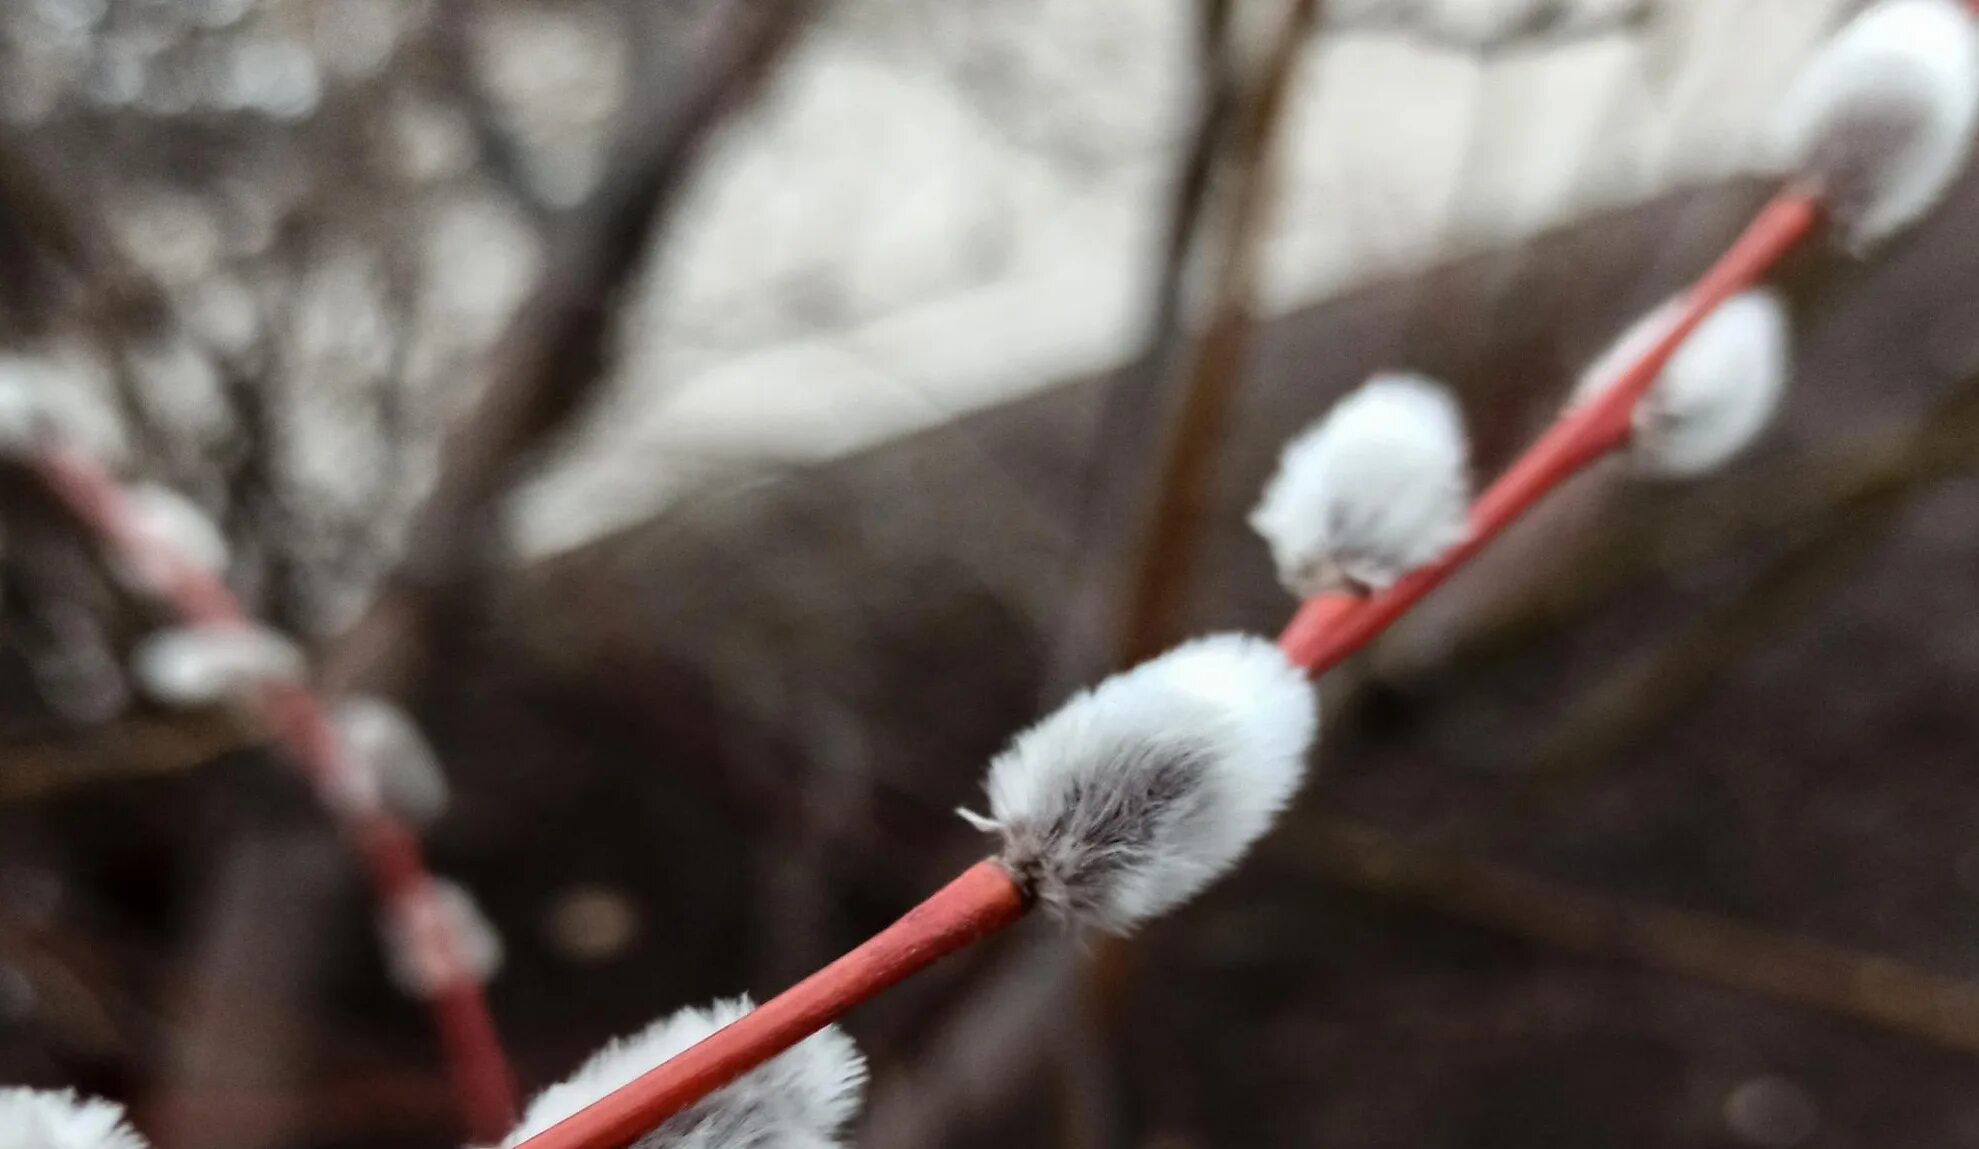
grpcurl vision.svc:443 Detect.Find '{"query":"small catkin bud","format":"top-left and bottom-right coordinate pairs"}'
top-left (964, 634), bottom-right (1317, 935)
top-left (0, 374), bottom-right (53, 458)
top-left (496, 997), bottom-right (868, 1149)
top-left (382, 877), bottom-right (503, 999)
top-left (1769, 0), bottom-right (1979, 251)
top-left (0, 1088), bottom-right (148, 1149)
top-left (129, 624), bottom-right (305, 707)
top-left (118, 484), bottom-right (230, 593)
top-left (1574, 290), bottom-right (1791, 478)
top-left (1249, 373), bottom-right (1471, 596)
top-left (333, 696), bottom-right (451, 825)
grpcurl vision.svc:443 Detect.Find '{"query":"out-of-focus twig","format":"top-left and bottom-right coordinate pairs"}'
top-left (1049, 0), bottom-right (1242, 691)
top-left (327, 0), bottom-right (819, 697)
top-left (1280, 815), bottom-right (1979, 1056)
top-left (1111, 0), bottom-right (1324, 666)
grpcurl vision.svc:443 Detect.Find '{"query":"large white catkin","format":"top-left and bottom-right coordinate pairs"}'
top-left (1573, 290), bottom-right (1791, 478)
top-left (1249, 373), bottom-right (1471, 596)
top-left (0, 1088), bottom-right (148, 1149)
top-left (1769, 0), bottom-right (1979, 251)
top-left (968, 634), bottom-right (1317, 935)
top-left (495, 998), bottom-right (867, 1149)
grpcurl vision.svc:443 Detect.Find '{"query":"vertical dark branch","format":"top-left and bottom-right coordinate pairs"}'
top-left (1049, 0), bottom-right (1241, 692)
top-left (1107, 0), bottom-right (1323, 667)
top-left (867, 6), bottom-right (1328, 1145)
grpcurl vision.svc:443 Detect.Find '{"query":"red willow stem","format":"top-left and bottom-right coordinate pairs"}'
top-left (512, 861), bottom-right (1028, 1149)
top-left (513, 189), bottom-right (1826, 1149)
top-left (27, 446), bottom-right (520, 1142)
top-left (1279, 190), bottom-right (1824, 674)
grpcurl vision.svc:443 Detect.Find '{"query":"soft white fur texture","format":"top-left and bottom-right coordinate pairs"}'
top-left (0, 1089), bottom-right (147, 1149)
top-left (497, 997), bottom-right (867, 1149)
top-left (128, 624), bottom-right (304, 706)
top-left (1769, 0), bottom-right (1979, 249)
top-left (969, 634), bottom-right (1317, 935)
top-left (1250, 373), bottom-right (1471, 595)
top-left (1573, 290), bottom-right (1791, 478)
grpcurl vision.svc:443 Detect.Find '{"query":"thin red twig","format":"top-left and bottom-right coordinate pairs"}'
top-left (511, 861), bottom-right (1028, 1149)
top-left (28, 445), bottom-right (519, 1141)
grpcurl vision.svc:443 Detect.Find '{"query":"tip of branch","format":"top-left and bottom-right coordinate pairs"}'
top-left (1575, 290), bottom-right (1792, 478)
top-left (1250, 373), bottom-right (1472, 597)
top-left (972, 634), bottom-right (1317, 935)
top-left (496, 997), bottom-right (868, 1149)
top-left (1770, 0), bottom-right (1979, 250)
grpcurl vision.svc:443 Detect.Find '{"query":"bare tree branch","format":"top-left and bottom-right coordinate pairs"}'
top-left (326, 0), bottom-right (820, 696)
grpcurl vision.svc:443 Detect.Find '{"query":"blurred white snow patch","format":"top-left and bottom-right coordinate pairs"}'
top-left (515, 252), bottom-right (1142, 554)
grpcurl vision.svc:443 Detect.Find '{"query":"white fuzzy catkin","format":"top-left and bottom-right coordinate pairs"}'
top-left (129, 624), bottom-right (305, 707)
top-left (334, 696), bottom-right (451, 825)
top-left (966, 634), bottom-right (1316, 935)
top-left (0, 375), bottom-right (51, 457)
top-left (1573, 290), bottom-right (1791, 478)
top-left (117, 484), bottom-right (230, 593)
top-left (0, 1089), bottom-right (148, 1149)
top-left (1769, 0), bottom-right (1979, 250)
top-left (496, 997), bottom-right (868, 1149)
top-left (382, 877), bottom-right (503, 999)
top-left (1249, 373), bottom-right (1471, 596)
